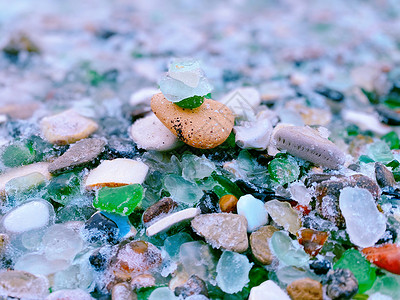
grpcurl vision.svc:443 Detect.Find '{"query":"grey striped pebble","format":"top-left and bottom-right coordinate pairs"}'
top-left (273, 126), bottom-right (345, 169)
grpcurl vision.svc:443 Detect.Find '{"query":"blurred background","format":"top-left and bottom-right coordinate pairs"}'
top-left (0, 0), bottom-right (399, 106)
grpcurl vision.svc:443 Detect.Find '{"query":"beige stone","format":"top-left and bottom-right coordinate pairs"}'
top-left (0, 270), bottom-right (49, 299)
top-left (250, 226), bottom-right (278, 265)
top-left (151, 93), bottom-right (234, 149)
top-left (286, 278), bottom-right (323, 300)
top-left (40, 109), bottom-right (98, 145)
top-left (191, 213), bottom-right (248, 253)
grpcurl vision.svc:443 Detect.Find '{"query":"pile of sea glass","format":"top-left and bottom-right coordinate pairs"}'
top-left (1, 0), bottom-right (400, 299)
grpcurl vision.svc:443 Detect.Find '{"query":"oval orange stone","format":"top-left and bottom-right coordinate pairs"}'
top-left (219, 194), bottom-right (238, 213)
top-left (362, 243), bottom-right (400, 275)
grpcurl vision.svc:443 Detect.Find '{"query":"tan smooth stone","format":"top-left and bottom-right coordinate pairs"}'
top-left (250, 226), bottom-right (278, 265)
top-left (0, 270), bottom-right (49, 299)
top-left (191, 213), bottom-right (248, 253)
top-left (219, 194), bottom-right (238, 213)
top-left (151, 93), bottom-right (234, 149)
top-left (112, 283), bottom-right (136, 300)
top-left (286, 278), bottom-right (323, 300)
top-left (40, 109), bottom-right (98, 145)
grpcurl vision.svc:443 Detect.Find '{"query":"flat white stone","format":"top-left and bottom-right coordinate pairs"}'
top-left (146, 208), bottom-right (200, 237)
top-left (85, 158), bottom-right (149, 188)
top-left (2, 200), bottom-right (54, 234)
top-left (249, 280), bottom-right (291, 300)
top-left (343, 110), bottom-right (391, 136)
top-left (40, 109), bottom-right (98, 145)
top-left (0, 162), bottom-right (51, 193)
top-left (130, 114), bottom-right (181, 151)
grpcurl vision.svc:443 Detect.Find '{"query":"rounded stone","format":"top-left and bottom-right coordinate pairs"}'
top-left (286, 278), bottom-right (323, 300)
top-left (151, 93), bottom-right (234, 149)
top-left (219, 194), bottom-right (238, 213)
top-left (249, 225), bottom-right (278, 265)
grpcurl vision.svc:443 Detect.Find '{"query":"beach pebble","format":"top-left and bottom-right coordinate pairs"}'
top-left (130, 114), bottom-right (181, 151)
top-left (219, 194), bottom-right (238, 213)
top-left (142, 197), bottom-right (178, 224)
top-left (343, 110), bottom-right (391, 135)
top-left (191, 213), bottom-right (248, 252)
top-left (85, 158), bottom-right (148, 189)
top-left (272, 125), bottom-right (345, 169)
top-left (151, 92), bottom-right (234, 149)
top-left (0, 102), bottom-right (41, 120)
top-left (48, 138), bottom-right (105, 173)
top-left (146, 208), bottom-right (200, 236)
top-left (362, 243), bottom-right (400, 275)
top-left (40, 109), bottom-right (98, 145)
top-left (286, 278), bottom-right (323, 300)
top-left (249, 280), bottom-right (290, 300)
top-left (0, 270), bottom-right (50, 299)
top-left (237, 194), bottom-right (268, 232)
top-left (219, 87), bottom-right (261, 119)
top-left (130, 87), bottom-right (159, 106)
top-left (46, 289), bottom-right (95, 300)
top-left (250, 225), bottom-right (278, 265)
top-left (174, 275), bottom-right (208, 298)
top-left (326, 269), bottom-right (358, 300)
top-left (1, 200), bottom-right (55, 234)
top-left (234, 110), bottom-right (273, 150)
top-left (0, 162), bottom-right (51, 194)
top-left (375, 162), bottom-right (395, 188)
top-left (84, 212), bottom-right (119, 244)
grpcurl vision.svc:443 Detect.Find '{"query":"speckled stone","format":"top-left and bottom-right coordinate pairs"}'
top-left (191, 213), bottom-right (248, 252)
top-left (286, 278), bottom-right (323, 300)
top-left (375, 162), bottom-right (395, 188)
top-left (142, 197), bottom-right (178, 224)
top-left (151, 92), bottom-right (234, 149)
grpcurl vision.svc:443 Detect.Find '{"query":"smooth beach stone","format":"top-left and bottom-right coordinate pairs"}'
top-left (85, 158), bottom-right (149, 189)
top-left (265, 200), bottom-right (301, 235)
top-left (219, 194), bottom-right (238, 213)
top-left (109, 240), bottom-right (162, 282)
top-left (46, 289), bottom-right (95, 300)
top-left (334, 249), bottom-right (376, 293)
top-left (40, 109), bottom-right (98, 145)
top-left (151, 92), bottom-right (234, 149)
top-left (272, 126), bottom-right (345, 169)
top-left (286, 278), bottom-right (323, 300)
top-left (0, 102), bottom-right (41, 120)
top-left (0, 162), bottom-right (51, 194)
top-left (250, 225), bottom-right (278, 265)
top-left (297, 229), bottom-right (328, 256)
top-left (143, 197), bottom-right (178, 224)
top-left (339, 187), bottom-right (386, 247)
top-left (94, 184), bottom-right (144, 216)
top-left (362, 244), bottom-right (400, 275)
top-left (249, 280), bottom-right (291, 300)
top-left (1, 200), bottom-right (55, 234)
top-left (237, 194), bottom-right (268, 232)
top-left (326, 269), bottom-right (358, 300)
top-left (216, 251), bottom-right (252, 294)
top-left (130, 114), bottom-right (181, 151)
top-left (0, 270), bottom-right (49, 299)
top-left (191, 213), bottom-right (248, 252)
top-left (174, 275), bottom-right (208, 298)
top-left (146, 208), bottom-right (200, 237)
top-left (375, 162), bottom-right (395, 188)
top-left (48, 138), bottom-right (105, 173)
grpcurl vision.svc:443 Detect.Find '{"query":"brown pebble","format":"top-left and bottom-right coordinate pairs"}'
top-left (174, 275), bottom-right (208, 298)
top-left (375, 162), bottom-right (395, 188)
top-left (286, 278), bottom-right (323, 300)
top-left (111, 282), bottom-right (136, 300)
top-left (151, 92), bottom-right (234, 149)
top-left (219, 194), bottom-right (238, 213)
top-left (142, 197), bottom-right (178, 224)
top-left (250, 226), bottom-right (278, 265)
